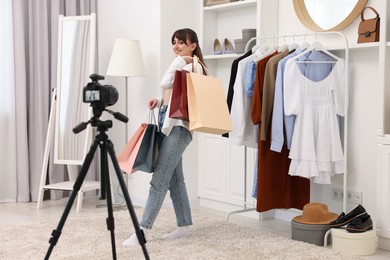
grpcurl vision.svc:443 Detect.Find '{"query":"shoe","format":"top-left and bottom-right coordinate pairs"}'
top-left (161, 226), bottom-right (190, 239)
top-left (346, 214), bottom-right (373, 233)
top-left (224, 38), bottom-right (234, 54)
top-left (213, 39), bottom-right (222, 55)
top-left (329, 204), bottom-right (367, 228)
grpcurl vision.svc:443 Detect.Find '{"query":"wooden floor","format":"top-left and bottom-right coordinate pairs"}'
top-left (1, 196), bottom-right (389, 259)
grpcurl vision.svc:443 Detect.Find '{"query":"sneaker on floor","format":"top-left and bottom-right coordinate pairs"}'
top-left (122, 229), bottom-right (148, 246)
top-left (161, 226), bottom-right (190, 239)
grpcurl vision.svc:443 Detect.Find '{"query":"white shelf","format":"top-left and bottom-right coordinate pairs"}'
top-left (42, 180), bottom-right (100, 192)
top-left (203, 0), bottom-right (257, 12)
top-left (204, 53), bottom-right (242, 60)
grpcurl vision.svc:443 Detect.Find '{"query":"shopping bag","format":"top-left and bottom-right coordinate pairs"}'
top-left (117, 123), bottom-right (147, 173)
top-left (187, 72), bottom-right (233, 135)
top-left (169, 70), bottom-right (190, 121)
top-left (133, 123), bottom-right (159, 173)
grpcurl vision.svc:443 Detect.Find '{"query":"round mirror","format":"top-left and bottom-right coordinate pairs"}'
top-left (293, 0), bottom-right (367, 31)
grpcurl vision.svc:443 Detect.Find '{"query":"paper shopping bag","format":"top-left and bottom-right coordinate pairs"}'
top-left (133, 123), bottom-right (159, 173)
top-left (187, 72), bottom-right (233, 135)
top-left (169, 70), bottom-right (189, 121)
top-left (117, 123), bottom-right (147, 173)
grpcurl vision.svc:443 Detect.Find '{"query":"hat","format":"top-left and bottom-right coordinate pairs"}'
top-left (293, 202), bottom-right (338, 225)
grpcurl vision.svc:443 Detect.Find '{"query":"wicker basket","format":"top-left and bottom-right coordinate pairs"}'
top-left (204, 0), bottom-right (238, 7)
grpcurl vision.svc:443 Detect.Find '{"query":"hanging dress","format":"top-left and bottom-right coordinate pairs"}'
top-left (283, 58), bottom-right (345, 184)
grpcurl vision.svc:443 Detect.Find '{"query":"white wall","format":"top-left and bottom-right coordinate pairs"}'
top-left (97, 0), bottom-right (385, 222)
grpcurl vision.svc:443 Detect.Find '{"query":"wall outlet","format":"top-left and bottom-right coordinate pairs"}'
top-left (332, 188), bottom-right (362, 204)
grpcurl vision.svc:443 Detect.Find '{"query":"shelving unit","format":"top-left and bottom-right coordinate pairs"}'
top-left (197, 0), bottom-right (278, 213)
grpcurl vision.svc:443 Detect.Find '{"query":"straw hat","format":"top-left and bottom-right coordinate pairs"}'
top-left (293, 202), bottom-right (338, 225)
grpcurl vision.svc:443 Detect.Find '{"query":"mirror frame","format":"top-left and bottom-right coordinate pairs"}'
top-left (293, 0), bottom-right (368, 31)
top-left (54, 13), bottom-right (96, 165)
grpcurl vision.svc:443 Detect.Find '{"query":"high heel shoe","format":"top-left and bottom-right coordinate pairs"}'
top-left (224, 38), bottom-right (234, 54)
top-left (213, 39), bottom-right (222, 55)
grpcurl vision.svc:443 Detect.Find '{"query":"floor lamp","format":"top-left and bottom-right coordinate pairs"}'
top-left (106, 38), bottom-right (146, 191)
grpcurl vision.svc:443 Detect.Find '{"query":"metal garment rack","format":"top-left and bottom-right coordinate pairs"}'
top-left (225, 31), bottom-right (349, 221)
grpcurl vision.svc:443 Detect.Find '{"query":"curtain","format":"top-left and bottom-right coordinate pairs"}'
top-left (0, 0), bottom-right (97, 203)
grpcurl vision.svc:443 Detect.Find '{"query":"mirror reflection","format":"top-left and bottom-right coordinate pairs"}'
top-left (304, 0), bottom-right (357, 30)
top-left (54, 15), bottom-right (95, 165)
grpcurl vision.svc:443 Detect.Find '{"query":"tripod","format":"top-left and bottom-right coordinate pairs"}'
top-left (44, 113), bottom-right (149, 260)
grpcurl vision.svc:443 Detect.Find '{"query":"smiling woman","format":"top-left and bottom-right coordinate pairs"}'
top-left (293, 0), bottom-right (367, 31)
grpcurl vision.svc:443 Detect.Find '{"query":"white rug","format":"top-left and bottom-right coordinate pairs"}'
top-left (0, 207), bottom-right (361, 259)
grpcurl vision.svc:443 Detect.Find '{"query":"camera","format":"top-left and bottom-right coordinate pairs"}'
top-left (83, 74), bottom-right (118, 107)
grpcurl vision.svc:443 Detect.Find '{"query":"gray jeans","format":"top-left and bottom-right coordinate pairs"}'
top-left (140, 106), bottom-right (193, 229)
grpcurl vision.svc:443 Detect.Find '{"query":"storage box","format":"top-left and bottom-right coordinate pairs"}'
top-left (291, 220), bottom-right (331, 246)
top-left (332, 228), bottom-right (376, 256)
top-left (234, 39), bottom-right (255, 53)
top-left (204, 0), bottom-right (238, 7)
top-left (242, 29), bottom-right (256, 41)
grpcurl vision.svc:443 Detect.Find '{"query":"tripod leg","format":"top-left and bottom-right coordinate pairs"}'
top-left (45, 140), bottom-right (99, 260)
top-left (106, 139), bottom-right (150, 260)
top-left (100, 142), bottom-right (117, 260)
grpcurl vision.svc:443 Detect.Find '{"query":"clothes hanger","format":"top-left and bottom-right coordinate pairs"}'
top-left (277, 36), bottom-right (288, 52)
top-left (288, 34), bottom-right (299, 51)
top-left (254, 42), bottom-right (278, 62)
top-left (300, 33), bottom-right (310, 51)
top-left (293, 37), bottom-right (341, 63)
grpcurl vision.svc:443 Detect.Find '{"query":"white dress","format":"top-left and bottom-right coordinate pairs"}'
top-left (283, 58), bottom-right (345, 184)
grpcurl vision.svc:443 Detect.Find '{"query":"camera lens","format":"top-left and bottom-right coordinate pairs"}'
top-left (104, 85), bottom-right (119, 106)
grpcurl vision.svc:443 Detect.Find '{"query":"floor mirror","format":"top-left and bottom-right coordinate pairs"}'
top-left (37, 13), bottom-right (99, 213)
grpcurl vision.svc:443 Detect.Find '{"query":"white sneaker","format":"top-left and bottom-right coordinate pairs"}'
top-left (161, 226), bottom-right (190, 239)
top-left (122, 228), bottom-right (148, 246)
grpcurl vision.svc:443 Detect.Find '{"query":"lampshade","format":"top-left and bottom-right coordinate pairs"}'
top-left (106, 38), bottom-right (146, 77)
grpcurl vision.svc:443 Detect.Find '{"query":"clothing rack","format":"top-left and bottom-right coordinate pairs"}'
top-left (226, 32), bottom-right (349, 221)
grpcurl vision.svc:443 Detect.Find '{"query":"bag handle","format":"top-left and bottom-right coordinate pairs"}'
top-left (142, 108), bottom-right (159, 130)
top-left (361, 6), bottom-right (379, 21)
top-left (193, 55), bottom-right (210, 76)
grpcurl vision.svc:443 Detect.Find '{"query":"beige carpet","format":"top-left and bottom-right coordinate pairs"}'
top-left (0, 207), bottom-right (361, 259)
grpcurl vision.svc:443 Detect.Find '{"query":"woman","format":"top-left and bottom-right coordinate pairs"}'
top-left (123, 28), bottom-right (205, 246)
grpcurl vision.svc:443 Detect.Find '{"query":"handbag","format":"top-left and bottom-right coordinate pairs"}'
top-left (133, 110), bottom-right (159, 173)
top-left (357, 6), bottom-right (380, 43)
top-left (186, 57), bottom-right (233, 135)
top-left (169, 69), bottom-right (190, 121)
top-left (117, 123), bottom-right (147, 174)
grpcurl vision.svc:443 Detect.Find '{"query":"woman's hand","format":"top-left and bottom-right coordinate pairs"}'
top-left (148, 98), bottom-right (158, 109)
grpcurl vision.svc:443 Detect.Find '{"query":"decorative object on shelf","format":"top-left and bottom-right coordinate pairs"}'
top-left (242, 28), bottom-right (256, 41)
top-left (234, 28), bottom-right (256, 53)
top-left (213, 38), bottom-right (223, 54)
top-left (204, 0), bottom-right (238, 7)
top-left (357, 6), bottom-right (380, 43)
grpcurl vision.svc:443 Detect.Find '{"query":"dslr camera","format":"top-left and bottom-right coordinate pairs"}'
top-left (83, 74), bottom-right (118, 108)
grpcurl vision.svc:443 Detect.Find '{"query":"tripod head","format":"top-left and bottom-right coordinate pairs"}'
top-left (73, 108), bottom-right (128, 134)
